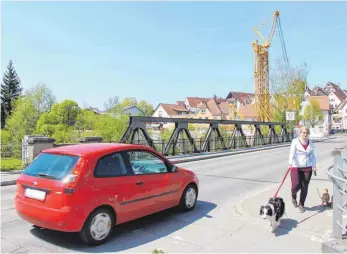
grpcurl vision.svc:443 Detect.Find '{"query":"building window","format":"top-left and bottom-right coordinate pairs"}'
top-left (202, 109), bottom-right (206, 113)
top-left (159, 110), bottom-right (162, 117)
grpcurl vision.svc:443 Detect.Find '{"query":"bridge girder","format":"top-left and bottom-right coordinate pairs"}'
top-left (120, 116), bottom-right (290, 155)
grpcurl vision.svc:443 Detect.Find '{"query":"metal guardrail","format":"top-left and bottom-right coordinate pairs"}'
top-left (327, 148), bottom-right (347, 239)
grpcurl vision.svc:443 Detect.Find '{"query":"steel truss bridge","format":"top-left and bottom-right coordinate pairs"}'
top-left (120, 116), bottom-right (292, 156)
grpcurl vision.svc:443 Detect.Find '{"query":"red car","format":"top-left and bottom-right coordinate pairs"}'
top-left (15, 143), bottom-right (199, 246)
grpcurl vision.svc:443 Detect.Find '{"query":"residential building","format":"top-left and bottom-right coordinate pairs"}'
top-left (335, 99), bottom-right (347, 130)
top-left (121, 106), bottom-right (144, 116)
top-left (188, 98), bottom-right (230, 135)
top-left (225, 92), bottom-right (255, 109)
top-left (300, 96), bottom-right (330, 136)
top-left (184, 97), bottom-right (211, 113)
top-left (151, 103), bottom-right (190, 129)
top-left (238, 104), bottom-right (257, 121)
top-left (324, 82), bottom-right (347, 111)
top-left (152, 103), bottom-right (190, 118)
top-left (310, 86), bottom-right (328, 96)
top-left (193, 99), bottom-right (228, 120)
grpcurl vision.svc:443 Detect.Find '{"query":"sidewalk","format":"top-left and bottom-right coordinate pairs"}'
top-left (235, 164), bottom-right (347, 253)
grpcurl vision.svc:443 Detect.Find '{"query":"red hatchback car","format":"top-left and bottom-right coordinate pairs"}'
top-left (15, 143), bottom-right (199, 246)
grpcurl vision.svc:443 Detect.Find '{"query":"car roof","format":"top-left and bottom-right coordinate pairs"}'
top-left (42, 143), bottom-right (154, 158)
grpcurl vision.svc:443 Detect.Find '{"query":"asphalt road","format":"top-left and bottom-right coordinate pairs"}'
top-left (1, 135), bottom-right (346, 253)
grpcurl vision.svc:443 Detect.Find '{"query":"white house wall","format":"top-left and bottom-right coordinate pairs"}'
top-left (342, 103), bottom-right (347, 129)
top-left (152, 105), bottom-right (170, 118)
top-left (328, 92), bottom-right (341, 110)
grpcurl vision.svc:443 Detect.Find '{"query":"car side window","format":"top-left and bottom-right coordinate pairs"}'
top-left (125, 151), bottom-right (168, 175)
top-left (94, 152), bottom-right (128, 177)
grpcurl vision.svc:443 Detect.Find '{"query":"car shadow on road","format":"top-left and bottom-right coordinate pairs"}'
top-left (275, 218), bottom-right (298, 237)
top-left (30, 200), bottom-right (217, 252)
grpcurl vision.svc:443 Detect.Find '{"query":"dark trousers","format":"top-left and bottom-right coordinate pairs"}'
top-left (290, 168), bottom-right (312, 206)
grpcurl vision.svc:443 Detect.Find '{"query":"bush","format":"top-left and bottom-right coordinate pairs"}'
top-left (1, 158), bottom-right (23, 171)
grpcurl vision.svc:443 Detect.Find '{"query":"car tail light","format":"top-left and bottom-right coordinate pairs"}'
top-left (62, 157), bottom-right (86, 189)
top-left (62, 174), bottom-right (78, 184)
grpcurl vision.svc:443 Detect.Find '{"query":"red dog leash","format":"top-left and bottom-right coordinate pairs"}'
top-left (273, 167), bottom-right (317, 198)
top-left (274, 167), bottom-right (291, 198)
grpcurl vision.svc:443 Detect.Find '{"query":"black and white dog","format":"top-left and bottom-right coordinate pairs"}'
top-left (259, 197), bottom-right (285, 233)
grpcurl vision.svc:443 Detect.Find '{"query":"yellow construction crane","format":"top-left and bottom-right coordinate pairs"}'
top-left (252, 10), bottom-right (288, 122)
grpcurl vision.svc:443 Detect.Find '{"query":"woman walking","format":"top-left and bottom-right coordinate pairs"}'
top-left (288, 126), bottom-right (317, 212)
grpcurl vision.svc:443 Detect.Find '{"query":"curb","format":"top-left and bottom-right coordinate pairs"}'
top-left (1, 180), bottom-right (17, 187)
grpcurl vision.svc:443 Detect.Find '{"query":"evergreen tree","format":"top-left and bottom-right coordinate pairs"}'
top-left (1, 60), bottom-right (22, 128)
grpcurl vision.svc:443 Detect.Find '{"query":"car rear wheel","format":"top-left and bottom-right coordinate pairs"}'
top-left (79, 207), bottom-right (115, 246)
top-left (178, 184), bottom-right (198, 212)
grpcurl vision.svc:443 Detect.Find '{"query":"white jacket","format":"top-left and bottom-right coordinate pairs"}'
top-left (288, 137), bottom-right (317, 168)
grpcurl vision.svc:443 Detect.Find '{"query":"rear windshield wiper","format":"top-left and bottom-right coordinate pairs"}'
top-left (37, 173), bottom-right (57, 179)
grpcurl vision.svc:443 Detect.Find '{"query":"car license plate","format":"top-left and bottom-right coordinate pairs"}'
top-left (24, 188), bottom-right (46, 201)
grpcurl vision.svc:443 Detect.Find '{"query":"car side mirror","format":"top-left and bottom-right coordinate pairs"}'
top-left (171, 165), bottom-right (178, 173)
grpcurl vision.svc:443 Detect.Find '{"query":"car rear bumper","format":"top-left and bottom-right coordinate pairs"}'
top-left (15, 196), bottom-right (84, 232)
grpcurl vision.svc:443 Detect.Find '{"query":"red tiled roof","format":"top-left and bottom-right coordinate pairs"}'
top-left (160, 103), bottom-right (189, 116)
top-left (176, 101), bottom-right (185, 106)
top-left (226, 92), bottom-right (254, 105)
top-left (311, 86), bottom-right (328, 96)
top-left (206, 99), bottom-right (223, 116)
top-left (239, 104), bottom-right (257, 118)
top-left (324, 82), bottom-right (347, 102)
top-left (218, 101), bottom-right (230, 115)
top-left (186, 97), bottom-right (210, 108)
top-left (307, 96), bottom-right (329, 111)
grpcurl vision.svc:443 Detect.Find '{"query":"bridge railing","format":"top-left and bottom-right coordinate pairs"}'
top-left (117, 133), bottom-right (293, 156)
top-left (327, 148), bottom-right (347, 239)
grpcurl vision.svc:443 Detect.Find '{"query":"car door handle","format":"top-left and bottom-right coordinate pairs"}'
top-left (136, 181), bottom-right (144, 186)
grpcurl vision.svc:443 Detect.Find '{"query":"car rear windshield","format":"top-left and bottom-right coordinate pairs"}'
top-left (23, 153), bottom-right (80, 180)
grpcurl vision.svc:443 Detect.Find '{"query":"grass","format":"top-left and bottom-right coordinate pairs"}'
top-left (1, 158), bottom-right (23, 171)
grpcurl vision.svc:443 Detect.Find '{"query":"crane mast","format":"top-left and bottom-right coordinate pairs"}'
top-left (252, 10), bottom-right (285, 122)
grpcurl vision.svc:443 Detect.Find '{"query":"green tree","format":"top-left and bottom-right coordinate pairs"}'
top-left (302, 99), bottom-right (324, 128)
top-left (6, 97), bottom-right (38, 143)
top-left (36, 112), bottom-right (57, 137)
top-left (104, 96), bottom-right (120, 113)
top-left (26, 84), bottom-right (56, 114)
top-left (75, 110), bottom-right (98, 136)
top-left (50, 100), bottom-right (81, 126)
top-left (94, 114), bottom-right (129, 142)
top-left (52, 124), bottom-right (74, 143)
top-left (5, 84), bottom-right (55, 143)
top-left (160, 128), bottom-right (173, 140)
top-left (35, 100), bottom-right (81, 143)
top-left (1, 60), bottom-right (23, 128)
top-left (121, 97), bottom-right (137, 108)
top-left (137, 100), bottom-right (154, 116)
top-left (270, 59), bottom-right (309, 125)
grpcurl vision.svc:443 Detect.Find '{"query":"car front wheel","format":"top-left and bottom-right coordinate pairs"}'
top-left (79, 208), bottom-right (115, 246)
top-left (178, 184), bottom-right (198, 212)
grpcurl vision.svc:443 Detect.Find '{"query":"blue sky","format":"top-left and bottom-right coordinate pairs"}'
top-left (2, 1), bottom-right (346, 110)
